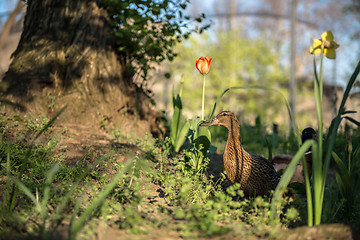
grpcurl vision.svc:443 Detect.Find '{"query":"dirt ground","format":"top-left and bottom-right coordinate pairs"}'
top-left (36, 123), bottom-right (355, 240)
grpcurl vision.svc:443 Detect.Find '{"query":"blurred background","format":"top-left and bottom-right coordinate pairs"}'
top-left (1, 0), bottom-right (360, 132)
top-left (149, 0), bottom-right (360, 131)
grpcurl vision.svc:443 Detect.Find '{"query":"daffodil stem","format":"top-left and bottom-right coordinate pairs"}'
top-left (320, 47), bottom-right (324, 102)
top-left (201, 74), bottom-right (206, 120)
top-left (312, 47), bottom-right (324, 226)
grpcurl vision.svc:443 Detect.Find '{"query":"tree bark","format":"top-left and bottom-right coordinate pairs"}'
top-left (0, 0), bottom-right (156, 136)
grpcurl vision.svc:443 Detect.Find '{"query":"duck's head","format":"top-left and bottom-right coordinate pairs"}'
top-left (200, 111), bottom-right (238, 129)
top-left (301, 127), bottom-right (317, 143)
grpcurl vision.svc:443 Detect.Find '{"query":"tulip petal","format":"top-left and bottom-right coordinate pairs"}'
top-left (195, 56), bottom-right (211, 74)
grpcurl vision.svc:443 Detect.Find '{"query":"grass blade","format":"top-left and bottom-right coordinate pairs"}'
top-left (69, 159), bottom-right (134, 238)
top-left (32, 106), bottom-right (68, 143)
top-left (11, 177), bottom-right (40, 211)
top-left (270, 140), bottom-right (314, 221)
top-left (5, 145), bottom-right (13, 210)
top-left (9, 106), bottom-right (67, 212)
top-left (41, 164), bottom-right (60, 217)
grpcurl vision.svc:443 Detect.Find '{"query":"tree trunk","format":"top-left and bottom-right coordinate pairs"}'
top-left (0, 0), bottom-right (156, 137)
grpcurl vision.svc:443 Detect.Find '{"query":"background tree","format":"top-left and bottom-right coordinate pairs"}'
top-left (0, 0), bottom-right (206, 136)
top-left (0, 0), bottom-right (25, 52)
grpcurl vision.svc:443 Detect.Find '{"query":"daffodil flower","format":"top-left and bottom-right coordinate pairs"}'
top-left (309, 30), bottom-right (339, 59)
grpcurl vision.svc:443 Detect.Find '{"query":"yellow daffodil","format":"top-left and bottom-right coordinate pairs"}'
top-left (309, 30), bottom-right (339, 59)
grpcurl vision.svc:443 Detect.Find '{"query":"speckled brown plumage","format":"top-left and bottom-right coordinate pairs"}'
top-left (200, 111), bottom-right (280, 196)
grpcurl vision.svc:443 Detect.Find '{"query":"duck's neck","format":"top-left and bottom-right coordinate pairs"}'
top-left (226, 122), bottom-right (242, 150)
top-left (223, 117), bottom-right (248, 183)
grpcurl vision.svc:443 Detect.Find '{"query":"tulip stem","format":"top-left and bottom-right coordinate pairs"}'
top-left (201, 74), bottom-right (206, 120)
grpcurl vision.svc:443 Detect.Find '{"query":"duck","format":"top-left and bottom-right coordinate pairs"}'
top-left (200, 111), bottom-right (280, 197)
top-left (272, 127), bottom-right (316, 184)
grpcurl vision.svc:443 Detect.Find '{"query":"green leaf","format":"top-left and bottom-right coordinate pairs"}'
top-left (42, 164), bottom-right (60, 214)
top-left (344, 116), bottom-right (360, 127)
top-left (270, 140), bottom-right (314, 221)
top-left (11, 177), bottom-right (40, 211)
top-left (170, 94), bottom-right (183, 145)
top-left (335, 173), bottom-right (346, 196)
top-left (332, 152), bottom-right (348, 176)
top-left (174, 121), bottom-right (190, 152)
top-left (322, 60), bottom-right (360, 202)
top-left (195, 126), bottom-right (211, 155)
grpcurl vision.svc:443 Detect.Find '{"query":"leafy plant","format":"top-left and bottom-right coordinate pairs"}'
top-left (103, 0), bottom-right (209, 80)
top-left (332, 142), bottom-right (360, 218)
top-left (170, 76), bottom-right (190, 153)
top-left (10, 164), bottom-right (60, 237)
top-left (5, 106), bottom-right (67, 212)
top-left (270, 48), bottom-right (360, 225)
top-left (169, 72), bottom-right (212, 159)
top-left (24, 114), bottom-right (50, 132)
top-left (309, 57), bottom-right (360, 226)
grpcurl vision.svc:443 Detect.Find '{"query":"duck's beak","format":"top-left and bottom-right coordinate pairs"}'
top-left (200, 117), bottom-right (219, 127)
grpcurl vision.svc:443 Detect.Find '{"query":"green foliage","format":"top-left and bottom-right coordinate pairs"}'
top-left (169, 75), bottom-right (212, 165)
top-left (10, 164), bottom-right (60, 237)
top-left (69, 160), bottom-right (135, 239)
top-left (1, 85), bottom-right (360, 239)
top-left (311, 59), bottom-right (360, 226)
top-left (332, 140), bottom-right (360, 219)
top-left (24, 114), bottom-right (50, 132)
top-left (103, 0), bottom-right (209, 80)
top-left (269, 54), bottom-right (360, 226)
top-left (270, 140), bottom-right (314, 220)
top-left (0, 109), bottom-right (149, 239)
top-left (1, 109), bottom-right (359, 238)
top-left (170, 92), bottom-right (190, 153)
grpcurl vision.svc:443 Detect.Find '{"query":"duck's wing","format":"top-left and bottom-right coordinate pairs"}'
top-left (249, 153), bottom-right (280, 183)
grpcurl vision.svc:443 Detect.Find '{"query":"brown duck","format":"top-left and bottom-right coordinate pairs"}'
top-left (200, 111), bottom-right (280, 196)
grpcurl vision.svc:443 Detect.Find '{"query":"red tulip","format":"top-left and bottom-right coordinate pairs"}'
top-left (195, 56), bottom-right (212, 74)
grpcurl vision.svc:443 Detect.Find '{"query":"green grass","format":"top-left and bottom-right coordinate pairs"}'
top-left (0, 108), bottom-right (359, 239)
